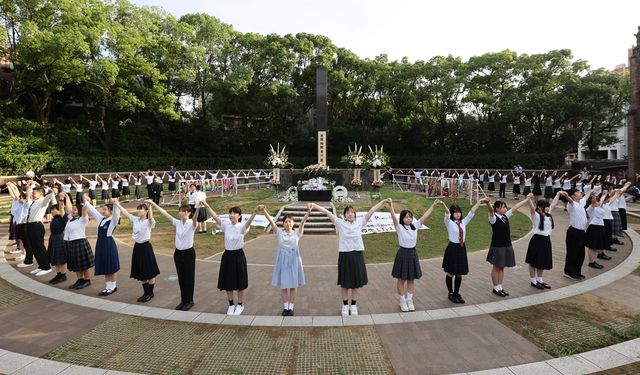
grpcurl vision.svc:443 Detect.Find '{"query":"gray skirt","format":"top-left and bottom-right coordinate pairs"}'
top-left (486, 245), bottom-right (516, 268)
top-left (612, 211), bottom-right (623, 237)
top-left (391, 247), bottom-right (422, 280)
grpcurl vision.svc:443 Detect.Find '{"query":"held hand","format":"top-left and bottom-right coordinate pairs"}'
top-left (307, 203), bottom-right (313, 212)
top-left (527, 193), bottom-right (534, 199)
top-left (145, 199), bottom-right (154, 205)
top-left (111, 198), bottom-right (119, 204)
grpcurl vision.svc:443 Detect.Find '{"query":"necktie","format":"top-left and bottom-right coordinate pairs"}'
top-left (457, 221), bottom-right (464, 245)
top-left (501, 216), bottom-right (506, 223)
top-left (27, 201), bottom-right (34, 222)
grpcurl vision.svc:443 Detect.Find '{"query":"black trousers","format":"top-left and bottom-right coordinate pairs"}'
top-left (173, 248), bottom-right (195, 304)
top-left (564, 226), bottom-right (585, 277)
top-left (25, 222), bottom-right (51, 270)
top-left (499, 183), bottom-right (506, 198)
top-left (620, 208), bottom-right (628, 230)
top-left (16, 223), bottom-right (33, 264)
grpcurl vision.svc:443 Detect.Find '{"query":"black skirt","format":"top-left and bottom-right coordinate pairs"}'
top-left (544, 186), bottom-right (554, 199)
top-left (88, 189), bottom-right (97, 200)
top-left (169, 181), bottom-right (176, 191)
top-left (196, 207), bottom-right (207, 223)
top-left (75, 192), bottom-right (84, 206)
top-left (513, 184), bottom-right (521, 194)
top-left (533, 184), bottom-right (542, 196)
top-left (15, 223), bottom-right (26, 241)
top-left (48, 233), bottom-right (67, 266)
top-left (442, 242), bottom-right (469, 275)
top-left (553, 188), bottom-right (562, 196)
top-left (337, 251), bottom-right (368, 289)
top-left (130, 241), bottom-right (160, 281)
top-left (479, 181), bottom-right (484, 190)
top-left (122, 186), bottom-right (131, 196)
top-left (523, 186), bottom-right (531, 196)
top-left (391, 247), bottom-right (422, 280)
top-left (8, 216), bottom-right (16, 240)
top-left (620, 208), bottom-right (628, 230)
top-left (488, 182), bottom-right (495, 191)
top-left (111, 188), bottom-right (120, 198)
top-left (217, 249), bottom-right (248, 291)
top-left (101, 190), bottom-right (109, 200)
top-left (65, 238), bottom-right (95, 272)
top-left (585, 225), bottom-right (607, 250)
top-left (525, 234), bottom-right (553, 270)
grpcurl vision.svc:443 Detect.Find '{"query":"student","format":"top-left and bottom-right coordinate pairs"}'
top-left (145, 171), bottom-right (155, 199)
top-left (53, 178), bottom-right (74, 205)
top-left (585, 192), bottom-right (609, 270)
top-left (202, 201), bottom-right (261, 316)
top-left (84, 198), bottom-right (121, 296)
top-left (65, 194), bottom-right (95, 289)
top-left (388, 198), bottom-right (438, 311)
top-left (477, 169), bottom-right (485, 191)
top-left (24, 182), bottom-right (55, 276)
top-left (438, 198), bottom-right (487, 304)
top-left (498, 172), bottom-right (507, 199)
top-left (80, 175), bottom-right (99, 206)
top-left (187, 184), bottom-right (197, 217)
top-left (522, 173), bottom-right (532, 197)
top-left (168, 172), bottom-right (177, 196)
top-left (147, 200), bottom-right (199, 311)
top-left (618, 184), bottom-right (630, 236)
top-left (195, 185), bottom-right (208, 233)
top-left (610, 181), bottom-right (632, 245)
top-left (262, 205), bottom-right (310, 316)
top-left (97, 175), bottom-right (110, 203)
top-left (68, 176), bottom-right (84, 213)
top-left (113, 199), bottom-right (161, 303)
top-left (109, 175), bottom-right (121, 199)
top-left (7, 182), bottom-right (28, 260)
top-left (532, 171), bottom-right (543, 201)
top-left (487, 171), bottom-right (497, 193)
top-left (486, 197), bottom-right (531, 297)
top-left (525, 192), bottom-right (561, 290)
top-left (119, 174), bottom-right (131, 202)
top-left (310, 199), bottom-right (390, 316)
top-left (553, 172), bottom-right (564, 198)
top-left (48, 192), bottom-right (71, 285)
top-left (512, 172), bottom-right (521, 200)
top-left (134, 174), bottom-right (143, 201)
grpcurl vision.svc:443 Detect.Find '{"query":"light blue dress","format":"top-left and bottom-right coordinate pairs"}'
top-left (271, 228), bottom-right (305, 289)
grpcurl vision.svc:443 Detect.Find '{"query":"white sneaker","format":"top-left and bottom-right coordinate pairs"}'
top-left (399, 297), bottom-right (409, 312)
top-left (406, 299), bottom-right (415, 312)
top-left (349, 304), bottom-right (358, 316)
top-left (233, 304), bottom-right (244, 315)
top-left (35, 269), bottom-right (52, 277)
top-left (12, 255), bottom-right (24, 261)
top-left (29, 268), bottom-right (42, 275)
top-left (226, 305), bottom-right (236, 315)
top-left (341, 305), bottom-right (350, 316)
top-left (16, 263), bottom-right (33, 268)
top-left (9, 249), bottom-right (22, 254)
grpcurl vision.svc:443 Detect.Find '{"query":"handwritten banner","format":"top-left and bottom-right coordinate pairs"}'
top-left (353, 212), bottom-right (428, 235)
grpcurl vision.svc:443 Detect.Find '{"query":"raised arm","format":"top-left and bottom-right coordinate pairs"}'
top-left (261, 206), bottom-right (278, 231)
top-left (112, 199), bottom-right (133, 221)
top-left (82, 199), bottom-right (104, 221)
top-left (61, 192), bottom-right (73, 215)
top-left (469, 197), bottom-right (489, 215)
top-left (201, 200), bottom-right (222, 226)
top-left (388, 199), bottom-right (399, 227)
top-left (417, 199), bottom-right (439, 225)
top-left (298, 204), bottom-right (311, 234)
top-left (147, 202), bottom-right (154, 224)
top-left (309, 203), bottom-right (336, 224)
top-left (364, 198), bottom-right (390, 223)
top-left (549, 191), bottom-right (562, 211)
top-left (511, 196), bottom-right (531, 212)
top-left (244, 205), bottom-right (262, 230)
top-left (146, 199), bottom-right (175, 222)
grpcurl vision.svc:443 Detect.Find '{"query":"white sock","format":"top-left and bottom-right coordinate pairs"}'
top-left (284, 302), bottom-right (289, 310)
top-left (405, 293), bottom-right (413, 301)
top-left (399, 295), bottom-right (405, 302)
top-left (494, 285), bottom-right (501, 292)
top-left (289, 302), bottom-right (294, 310)
top-left (498, 284), bottom-right (503, 291)
top-left (537, 277), bottom-right (544, 284)
top-left (531, 277), bottom-right (538, 284)
top-left (105, 282), bottom-right (110, 290)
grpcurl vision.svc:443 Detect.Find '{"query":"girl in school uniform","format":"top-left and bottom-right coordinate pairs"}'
top-left (112, 199), bottom-right (161, 303)
top-left (83, 197), bottom-right (121, 296)
top-left (618, 183), bottom-right (630, 235)
top-left (81, 175), bottom-right (99, 206)
top-left (487, 171), bottom-right (497, 193)
top-left (97, 175), bottom-right (110, 203)
top-left (610, 181), bottom-right (632, 245)
top-left (553, 172), bottom-right (564, 198)
top-left (262, 205), bottom-right (311, 316)
top-left (438, 198), bottom-right (487, 304)
top-left (512, 172), bottom-right (521, 200)
top-left (387, 198), bottom-right (438, 311)
top-left (68, 177), bottom-right (84, 212)
top-left (168, 172), bottom-right (177, 196)
top-left (147, 201), bottom-right (200, 311)
top-left (48, 193), bottom-right (71, 285)
top-left (498, 172), bottom-right (508, 198)
top-left (477, 169), bottom-right (485, 191)
top-left (54, 178), bottom-right (74, 205)
top-left (310, 199), bottom-right (390, 316)
top-left (187, 184), bottom-right (197, 218)
top-left (66, 194), bottom-right (95, 290)
top-left (109, 175), bottom-right (121, 199)
top-left (525, 192), bottom-right (561, 290)
top-left (486, 197), bottom-right (531, 297)
top-left (585, 192), bottom-right (609, 270)
top-left (522, 173), bottom-right (533, 197)
top-left (134, 174), bottom-right (143, 201)
top-left (203, 201), bottom-right (261, 316)
top-left (532, 172), bottom-right (543, 201)
top-left (544, 171), bottom-right (554, 201)
top-left (195, 185), bottom-right (208, 233)
top-left (120, 174), bottom-right (131, 202)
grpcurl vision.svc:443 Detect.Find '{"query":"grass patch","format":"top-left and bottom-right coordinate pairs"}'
top-left (492, 293), bottom-right (640, 357)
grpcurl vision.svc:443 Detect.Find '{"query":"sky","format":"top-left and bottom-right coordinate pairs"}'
top-left (131, 0), bottom-right (640, 70)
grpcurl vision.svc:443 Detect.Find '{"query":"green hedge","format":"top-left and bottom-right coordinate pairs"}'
top-left (1, 153), bottom-right (564, 175)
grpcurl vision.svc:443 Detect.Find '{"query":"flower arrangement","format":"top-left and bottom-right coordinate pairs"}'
top-left (372, 180), bottom-right (384, 187)
top-left (367, 145), bottom-right (390, 169)
top-left (303, 163), bottom-right (329, 178)
top-left (299, 177), bottom-right (334, 191)
top-left (346, 143), bottom-right (366, 168)
top-left (265, 143), bottom-right (291, 169)
top-left (350, 178), bottom-right (362, 188)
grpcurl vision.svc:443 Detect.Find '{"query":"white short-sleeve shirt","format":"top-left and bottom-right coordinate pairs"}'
top-left (335, 218), bottom-right (366, 252)
top-left (64, 216), bottom-right (89, 241)
top-left (395, 219), bottom-right (420, 248)
top-left (445, 212), bottom-right (474, 243)
top-left (171, 218), bottom-right (196, 250)
top-left (531, 213), bottom-right (553, 236)
top-left (221, 221), bottom-right (248, 250)
top-left (129, 215), bottom-right (155, 243)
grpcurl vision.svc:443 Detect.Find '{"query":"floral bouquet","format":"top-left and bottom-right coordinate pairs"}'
top-left (265, 144), bottom-right (291, 169)
top-left (372, 180), bottom-right (384, 187)
top-left (303, 163), bottom-right (329, 178)
top-left (299, 177), bottom-right (334, 191)
top-left (367, 145), bottom-right (390, 169)
top-left (346, 143), bottom-right (366, 168)
top-left (350, 178), bottom-right (362, 188)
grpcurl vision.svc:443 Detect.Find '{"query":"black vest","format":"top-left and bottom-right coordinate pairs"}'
top-left (490, 215), bottom-right (512, 247)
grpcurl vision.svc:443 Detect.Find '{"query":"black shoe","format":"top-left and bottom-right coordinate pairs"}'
top-left (288, 309), bottom-right (294, 316)
top-left (75, 279), bottom-right (91, 289)
top-left (282, 309), bottom-right (288, 316)
top-left (539, 282), bottom-right (551, 289)
top-left (606, 247), bottom-right (618, 252)
top-left (448, 293), bottom-right (459, 303)
top-left (588, 262), bottom-right (604, 269)
top-left (49, 273), bottom-right (67, 285)
top-left (454, 293), bottom-right (465, 304)
top-left (597, 253), bottom-right (612, 260)
top-left (613, 238), bottom-right (624, 245)
top-left (531, 282), bottom-right (544, 289)
top-left (137, 294), bottom-right (148, 302)
top-left (175, 303), bottom-right (185, 310)
top-left (579, 274), bottom-right (586, 279)
top-left (180, 301), bottom-right (194, 311)
top-left (492, 289), bottom-right (507, 297)
top-left (99, 287), bottom-right (117, 296)
top-left (68, 279), bottom-right (82, 289)
top-left (140, 293), bottom-right (154, 303)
